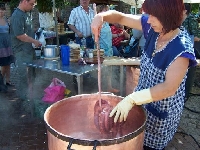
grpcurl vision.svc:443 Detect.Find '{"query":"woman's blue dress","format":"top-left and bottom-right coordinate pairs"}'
top-left (135, 15), bottom-right (197, 149)
top-left (0, 22), bottom-right (13, 66)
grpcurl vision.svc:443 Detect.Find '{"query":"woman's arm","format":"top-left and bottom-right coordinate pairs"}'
top-left (150, 57), bottom-right (189, 101)
top-left (91, 10), bottom-right (142, 42)
top-left (102, 10), bottom-right (142, 30)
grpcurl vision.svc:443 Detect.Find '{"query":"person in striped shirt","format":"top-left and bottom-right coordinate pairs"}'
top-left (68, 0), bottom-right (94, 48)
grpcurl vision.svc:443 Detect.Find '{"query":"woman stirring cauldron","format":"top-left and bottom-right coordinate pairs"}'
top-left (91, 0), bottom-right (197, 150)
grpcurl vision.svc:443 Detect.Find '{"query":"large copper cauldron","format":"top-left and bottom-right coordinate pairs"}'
top-left (44, 93), bottom-right (147, 150)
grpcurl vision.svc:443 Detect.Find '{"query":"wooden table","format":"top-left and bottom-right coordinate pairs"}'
top-left (103, 57), bottom-right (200, 66)
top-left (103, 57), bottom-right (140, 96)
top-left (25, 59), bottom-right (99, 117)
top-left (103, 57), bottom-right (200, 95)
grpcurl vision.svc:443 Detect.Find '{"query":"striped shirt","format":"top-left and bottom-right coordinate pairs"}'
top-left (111, 25), bottom-right (125, 47)
top-left (67, 6), bottom-right (94, 38)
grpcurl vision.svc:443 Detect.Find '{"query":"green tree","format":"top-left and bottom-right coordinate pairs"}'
top-left (191, 3), bottom-right (199, 14)
top-left (8, 0), bottom-right (78, 13)
top-left (36, 0), bottom-right (78, 12)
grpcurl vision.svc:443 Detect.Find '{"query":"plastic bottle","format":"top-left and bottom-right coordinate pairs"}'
top-left (60, 45), bottom-right (70, 65)
top-left (88, 49), bottom-right (93, 58)
top-left (68, 39), bottom-right (74, 44)
top-left (81, 37), bottom-right (87, 57)
top-left (81, 37), bottom-right (86, 50)
top-left (129, 36), bottom-right (135, 46)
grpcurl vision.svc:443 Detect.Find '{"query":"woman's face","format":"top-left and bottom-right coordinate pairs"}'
top-left (147, 15), bottom-right (163, 33)
top-left (0, 9), bottom-right (5, 17)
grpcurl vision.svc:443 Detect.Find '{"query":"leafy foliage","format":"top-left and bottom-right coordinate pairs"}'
top-left (191, 3), bottom-right (199, 14)
top-left (8, 0), bottom-right (18, 12)
top-left (7, 0), bottom-right (78, 13)
top-left (36, 0), bottom-right (78, 12)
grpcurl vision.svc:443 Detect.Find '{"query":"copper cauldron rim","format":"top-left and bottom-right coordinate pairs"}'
top-left (44, 93), bottom-right (147, 147)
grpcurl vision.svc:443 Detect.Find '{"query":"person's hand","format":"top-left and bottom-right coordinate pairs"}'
top-left (33, 40), bottom-right (42, 48)
top-left (109, 95), bottom-right (135, 123)
top-left (91, 14), bottom-right (103, 42)
top-left (77, 31), bottom-right (83, 38)
top-left (123, 29), bottom-right (130, 39)
top-left (109, 89), bottom-right (153, 123)
top-left (119, 31), bottom-right (124, 37)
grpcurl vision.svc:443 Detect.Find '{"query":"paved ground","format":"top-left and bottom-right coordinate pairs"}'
top-left (0, 67), bottom-right (199, 150)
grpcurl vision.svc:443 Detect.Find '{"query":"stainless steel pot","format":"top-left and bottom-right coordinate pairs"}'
top-left (44, 93), bottom-right (147, 150)
top-left (43, 45), bottom-right (60, 58)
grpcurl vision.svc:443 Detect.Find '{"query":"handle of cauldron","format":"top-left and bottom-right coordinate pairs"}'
top-left (67, 138), bottom-right (74, 150)
top-left (92, 140), bottom-right (98, 150)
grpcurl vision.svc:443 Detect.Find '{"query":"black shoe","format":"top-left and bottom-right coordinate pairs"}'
top-left (6, 82), bottom-right (14, 86)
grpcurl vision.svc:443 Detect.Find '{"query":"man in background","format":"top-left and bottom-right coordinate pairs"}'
top-left (182, 3), bottom-right (200, 44)
top-left (10, 0), bottom-right (41, 100)
top-left (182, 3), bottom-right (200, 97)
top-left (67, 0), bottom-right (94, 48)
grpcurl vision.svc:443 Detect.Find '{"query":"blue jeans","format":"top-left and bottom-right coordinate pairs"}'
top-left (76, 37), bottom-right (94, 49)
top-left (112, 45), bottom-right (123, 57)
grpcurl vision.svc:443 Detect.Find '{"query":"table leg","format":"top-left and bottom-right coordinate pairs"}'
top-left (126, 66), bottom-right (140, 95)
top-left (120, 65), bottom-right (124, 96)
top-left (27, 66), bottom-right (35, 118)
top-left (76, 75), bottom-right (83, 94)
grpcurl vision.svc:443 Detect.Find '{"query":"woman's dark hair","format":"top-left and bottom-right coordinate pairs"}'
top-left (184, 3), bottom-right (191, 15)
top-left (142, 0), bottom-right (185, 33)
top-left (0, 3), bottom-right (6, 10)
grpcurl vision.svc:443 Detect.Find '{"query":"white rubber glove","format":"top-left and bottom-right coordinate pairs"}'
top-left (109, 89), bottom-right (153, 123)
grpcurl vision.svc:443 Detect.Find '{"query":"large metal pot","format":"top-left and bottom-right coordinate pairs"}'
top-left (43, 45), bottom-right (60, 58)
top-left (44, 93), bottom-right (147, 150)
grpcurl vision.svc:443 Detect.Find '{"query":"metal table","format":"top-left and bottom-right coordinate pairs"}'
top-left (26, 59), bottom-right (99, 94)
top-left (26, 59), bottom-right (100, 117)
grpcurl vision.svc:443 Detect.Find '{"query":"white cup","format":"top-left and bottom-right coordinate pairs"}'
top-left (80, 50), bottom-right (84, 57)
top-left (89, 51), bottom-right (93, 58)
top-left (35, 50), bottom-right (41, 57)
